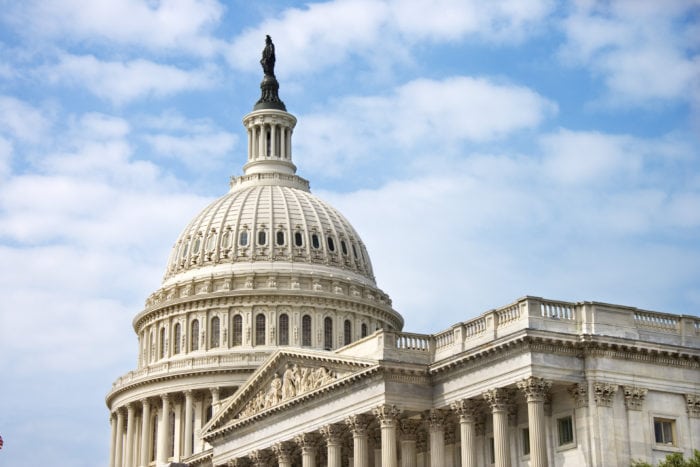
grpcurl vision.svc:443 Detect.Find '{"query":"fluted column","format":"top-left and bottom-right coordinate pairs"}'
top-left (183, 390), bottom-right (194, 458)
top-left (425, 409), bottom-right (446, 467)
top-left (156, 394), bottom-right (170, 465)
top-left (109, 413), bottom-right (117, 467)
top-left (114, 408), bottom-right (125, 467)
top-left (451, 399), bottom-right (479, 467)
top-left (321, 424), bottom-right (345, 467)
top-left (296, 432), bottom-right (319, 467)
top-left (346, 414), bottom-right (372, 467)
top-left (124, 403), bottom-right (136, 467)
top-left (193, 396), bottom-right (203, 453)
top-left (518, 377), bottom-right (551, 467)
top-left (400, 419), bottom-right (421, 467)
top-left (374, 404), bottom-right (401, 467)
top-left (484, 389), bottom-right (512, 467)
top-left (273, 441), bottom-right (295, 467)
top-left (140, 399), bottom-right (151, 467)
top-left (211, 387), bottom-right (220, 415)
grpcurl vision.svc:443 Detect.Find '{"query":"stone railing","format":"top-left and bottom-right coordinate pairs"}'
top-left (344, 297), bottom-right (700, 363)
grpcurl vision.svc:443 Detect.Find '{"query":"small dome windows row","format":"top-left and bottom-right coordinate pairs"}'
top-left (172, 226), bottom-right (368, 269)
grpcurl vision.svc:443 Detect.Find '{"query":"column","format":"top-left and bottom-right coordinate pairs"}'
top-left (686, 395), bottom-right (700, 451)
top-left (281, 127), bottom-right (287, 159)
top-left (518, 377), bottom-right (551, 467)
top-left (193, 396), bottom-right (203, 453)
top-left (483, 388), bottom-right (512, 467)
top-left (374, 404), bottom-right (401, 467)
top-left (140, 399), bottom-right (151, 467)
top-left (157, 394), bottom-right (170, 465)
top-left (109, 413), bottom-right (117, 467)
top-left (445, 425), bottom-right (456, 467)
top-left (623, 386), bottom-right (648, 462)
top-left (250, 449), bottom-right (272, 467)
top-left (295, 433), bottom-right (319, 467)
top-left (125, 403), bottom-right (136, 467)
top-left (247, 128), bottom-right (252, 160)
top-left (400, 419), bottom-right (421, 467)
top-left (183, 390), bottom-right (194, 458)
top-left (451, 399), bottom-right (479, 467)
top-left (346, 414), bottom-right (372, 467)
top-left (321, 424), bottom-right (345, 467)
top-left (273, 441), bottom-right (295, 467)
top-left (173, 399), bottom-right (182, 459)
top-left (592, 382), bottom-right (618, 467)
top-left (211, 387), bottom-right (220, 415)
top-left (425, 409), bottom-right (446, 467)
top-left (372, 428), bottom-right (382, 467)
top-left (114, 408), bottom-right (125, 467)
top-left (258, 125), bottom-right (264, 158)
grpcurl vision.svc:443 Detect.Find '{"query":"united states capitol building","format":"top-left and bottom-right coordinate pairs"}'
top-left (106, 38), bottom-right (700, 467)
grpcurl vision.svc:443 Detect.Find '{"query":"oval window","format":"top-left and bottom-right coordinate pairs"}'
top-left (341, 240), bottom-right (348, 255)
top-left (294, 231), bottom-right (303, 247)
top-left (327, 236), bottom-right (335, 252)
top-left (311, 233), bottom-right (320, 249)
top-left (239, 231), bottom-right (248, 246)
top-left (206, 233), bottom-right (216, 251)
top-left (258, 230), bottom-right (267, 245)
top-left (276, 231), bottom-right (285, 246)
top-left (192, 236), bottom-right (201, 254)
top-left (352, 244), bottom-right (358, 260)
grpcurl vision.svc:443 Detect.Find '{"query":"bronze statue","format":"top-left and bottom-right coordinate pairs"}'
top-left (261, 35), bottom-right (276, 76)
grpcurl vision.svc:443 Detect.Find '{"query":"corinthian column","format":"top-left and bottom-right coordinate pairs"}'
top-left (451, 399), bottom-right (479, 467)
top-left (346, 414), bottom-right (372, 467)
top-left (374, 404), bottom-right (401, 467)
top-left (518, 377), bottom-right (551, 467)
top-left (140, 399), bottom-right (151, 467)
top-left (109, 413), bottom-right (117, 467)
top-left (156, 394), bottom-right (170, 466)
top-left (125, 403), bottom-right (136, 467)
top-left (273, 441), bottom-right (295, 467)
top-left (321, 424), bottom-right (345, 467)
top-left (114, 408), bottom-right (124, 467)
top-left (424, 409), bottom-right (447, 467)
top-left (183, 390), bottom-right (193, 458)
top-left (399, 419), bottom-right (421, 467)
top-left (483, 388), bottom-right (512, 467)
top-left (295, 432), bottom-right (319, 467)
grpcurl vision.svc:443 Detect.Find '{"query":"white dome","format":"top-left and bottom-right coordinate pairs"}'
top-left (163, 182), bottom-right (376, 285)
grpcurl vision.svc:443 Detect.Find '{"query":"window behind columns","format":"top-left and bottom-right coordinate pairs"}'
top-left (191, 320), bottom-right (200, 351)
top-left (302, 315), bottom-right (312, 346)
top-left (232, 315), bottom-right (242, 346)
top-left (255, 314), bottom-right (266, 346)
top-left (361, 323), bottom-right (368, 338)
top-left (279, 313), bottom-right (289, 345)
top-left (344, 319), bottom-right (352, 345)
top-left (173, 323), bottom-right (181, 354)
top-left (159, 327), bottom-right (166, 359)
top-left (210, 316), bottom-right (220, 348)
top-left (324, 317), bottom-right (333, 350)
top-left (168, 410), bottom-right (176, 457)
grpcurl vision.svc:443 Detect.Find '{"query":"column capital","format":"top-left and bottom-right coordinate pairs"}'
top-left (399, 418), bottom-right (422, 441)
top-left (295, 432), bottom-right (320, 450)
top-left (568, 383), bottom-right (588, 408)
top-left (249, 448), bottom-right (272, 467)
top-left (184, 389), bottom-right (194, 397)
top-left (320, 423), bottom-right (346, 443)
top-left (272, 441), bottom-right (295, 462)
top-left (483, 387), bottom-right (514, 412)
top-left (686, 394), bottom-right (700, 418)
top-left (161, 392), bottom-right (171, 403)
top-left (517, 376), bottom-right (551, 402)
top-left (623, 386), bottom-right (648, 411)
top-left (423, 408), bottom-right (447, 431)
top-left (345, 413), bottom-right (373, 435)
top-left (373, 404), bottom-right (401, 427)
top-left (451, 398), bottom-right (481, 422)
top-left (125, 402), bottom-right (136, 412)
top-left (227, 458), bottom-right (251, 467)
top-left (593, 382), bottom-right (618, 407)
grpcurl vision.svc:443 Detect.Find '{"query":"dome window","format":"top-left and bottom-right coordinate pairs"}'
top-left (190, 320), bottom-right (200, 351)
top-left (232, 315), bottom-right (242, 346)
top-left (327, 236), bottom-right (336, 252)
top-left (255, 314), bottom-right (266, 346)
top-left (221, 229), bottom-right (232, 249)
top-left (341, 240), bottom-right (348, 256)
top-left (180, 241), bottom-right (189, 260)
top-left (324, 317), bottom-right (333, 350)
top-left (239, 231), bottom-right (249, 247)
top-left (192, 236), bottom-right (201, 255)
top-left (294, 231), bottom-right (303, 247)
top-left (302, 315), bottom-right (312, 346)
top-left (276, 231), bottom-right (285, 246)
top-left (257, 230), bottom-right (267, 246)
top-left (311, 233), bottom-right (320, 249)
top-left (278, 313), bottom-right (289, 345)
top-left (206, 231), bottom-right (217, 252)
top-left (352, 244), bottom-right (359, 260)
top-left (173, 323), bottom-right (181, 354)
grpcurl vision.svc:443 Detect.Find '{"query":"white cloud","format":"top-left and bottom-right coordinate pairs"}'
top-left (46, 54), bottom-right (217, 104)
top-left (560, 0), bottom-right (700, 104)
top-left (0, 95), bottom-right (51, 143)
top-left (13, 0), bottom-right (224, 55)
top-left (226, 0), bottom-right (553, 75)
top-left (295, 76), bottom-right (556, 176)
top-left (0, 136), bottom-right (11, 179)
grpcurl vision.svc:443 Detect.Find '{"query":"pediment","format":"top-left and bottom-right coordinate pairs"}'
top-left (204, 349), bottom-right (378, 437)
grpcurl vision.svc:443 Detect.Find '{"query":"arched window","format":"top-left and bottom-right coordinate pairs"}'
top-left (159, 327), bottom-right (166, 359)
top-left (173, 323), bottom-right (181, 354)
top-left (191, 320), bottom-right (200, 351)
top-left (324, 317), bottom-right (333, 350)
top-left (210, 316), bottom-right (220, 348)
top-left (344, 319), bottom-right (352, 346)
top-left (302, 315), bottom-right (312, 347)
top-left (279, 313), bottom-right (289, 345)
top-left (361, 323), bottom-right (368, 338)
top-left (232, 315), bottom-right (242, 346)
top-left (149, 330), bottom-right (155, 362)
top-left (255, 314), bottom-right (266, 346)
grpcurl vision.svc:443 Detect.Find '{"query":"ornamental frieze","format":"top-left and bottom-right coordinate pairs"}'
top-left (237, 364), bottom-right (341, 419)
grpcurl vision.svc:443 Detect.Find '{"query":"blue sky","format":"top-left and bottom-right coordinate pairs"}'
top-left (0, 0), bottom-right (698, 465)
